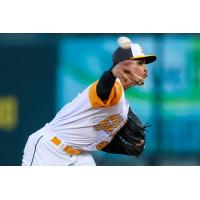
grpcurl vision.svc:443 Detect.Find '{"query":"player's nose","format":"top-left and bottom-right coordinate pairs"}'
top-left (143, 65), bottom-right (147, 72)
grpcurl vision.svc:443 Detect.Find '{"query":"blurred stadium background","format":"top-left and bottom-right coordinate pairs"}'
top-left (0, 33), bottom-right (200, 166)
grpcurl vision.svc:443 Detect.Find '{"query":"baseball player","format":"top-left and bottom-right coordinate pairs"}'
top-left (22, 36), bottom-right (156, 166)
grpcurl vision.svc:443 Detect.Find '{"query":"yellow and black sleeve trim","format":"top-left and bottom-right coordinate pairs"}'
top-left (89, 80), bottom-right (122, 108)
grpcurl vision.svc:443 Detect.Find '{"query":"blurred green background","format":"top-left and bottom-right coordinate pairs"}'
top-left (0, 34), bottom-right (200, 165)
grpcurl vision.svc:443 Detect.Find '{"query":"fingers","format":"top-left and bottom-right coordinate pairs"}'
top-left (112, 65), bottom-right (131, 83)
top-left (135, 139), bottom-right (145, 147)
top-left (112, 61), bottom-right (138, 89)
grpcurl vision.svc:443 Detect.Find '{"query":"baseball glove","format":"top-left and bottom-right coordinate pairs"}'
top-left (101, 107), bottom-right (151, 157)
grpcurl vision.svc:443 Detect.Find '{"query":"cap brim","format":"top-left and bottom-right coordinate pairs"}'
top-left (130, 55), bottom-right (157, 64)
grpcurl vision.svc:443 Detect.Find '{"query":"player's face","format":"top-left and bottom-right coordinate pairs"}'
top-left (122, 59), bottom-right (148, 88)
top-left (112, 59), bottom-right (148, 90)
top-left (130, 59), bottom-right (148, 80)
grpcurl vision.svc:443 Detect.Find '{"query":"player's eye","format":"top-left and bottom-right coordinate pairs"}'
top-left (137, 60), bottom-right (145, 65)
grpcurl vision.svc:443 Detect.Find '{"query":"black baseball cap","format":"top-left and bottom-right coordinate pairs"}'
top-left (112, 43), bottom-right (157, 65)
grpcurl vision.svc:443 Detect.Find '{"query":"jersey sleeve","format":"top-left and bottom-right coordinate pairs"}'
top-left (88, 79), bottom-right (123, 108)
top-left (96, 70), bottom-right (116, 100)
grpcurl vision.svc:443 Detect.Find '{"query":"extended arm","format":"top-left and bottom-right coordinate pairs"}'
top-left (96, 69), bottom-right (116, 100)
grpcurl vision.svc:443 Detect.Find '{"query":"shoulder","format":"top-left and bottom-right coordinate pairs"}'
top-left (88, 79), bottom-right (124, 108)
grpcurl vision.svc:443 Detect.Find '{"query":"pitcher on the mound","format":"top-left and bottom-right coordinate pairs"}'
top-left (22, 36), bottom-right (157, 166)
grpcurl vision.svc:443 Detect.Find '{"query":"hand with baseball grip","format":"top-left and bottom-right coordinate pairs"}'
top-left (112, 59), bottom-right (146, 89)
top-left (112, 60), bottom-right (136, 89)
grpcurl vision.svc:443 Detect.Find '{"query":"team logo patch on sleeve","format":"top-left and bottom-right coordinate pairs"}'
top-left (93, 114), bottom-right (127, 136)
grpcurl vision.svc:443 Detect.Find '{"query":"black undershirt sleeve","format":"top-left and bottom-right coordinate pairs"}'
top-left (96, 69), bottom-right (116, 100)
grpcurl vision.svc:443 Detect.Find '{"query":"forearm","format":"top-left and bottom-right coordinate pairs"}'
top-left (96, 69), bottom-right (116, 100)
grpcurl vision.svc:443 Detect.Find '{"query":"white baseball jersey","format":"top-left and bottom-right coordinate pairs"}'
top-left (48, 78), bottom-right (129, 151)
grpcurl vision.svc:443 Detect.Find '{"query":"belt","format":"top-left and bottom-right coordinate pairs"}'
top-left (51, 137), bottom-right (82, 156)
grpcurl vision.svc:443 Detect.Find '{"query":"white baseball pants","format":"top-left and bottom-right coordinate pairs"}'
top-left (22, 127), bottom-right (96, 166)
